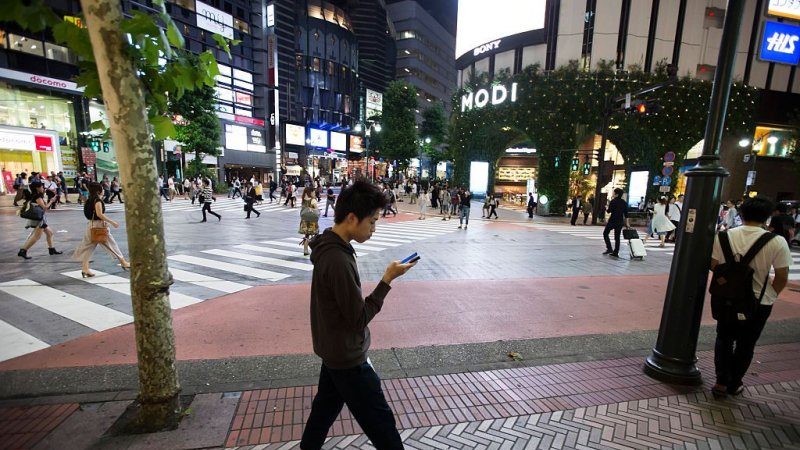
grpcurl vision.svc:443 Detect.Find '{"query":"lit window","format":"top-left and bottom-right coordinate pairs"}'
top-left (0, 30), bottom-right (7, 48)
top-left (296, 54), bottom-right (304, 69)
top-left (327, 61), bottom-right (334, 75)
top-left (312, 57), bottom-right (320, 72)
top-left (9, 34), bottom-right (43, 57)
top-left (45, 42), bottom-right (74, 64)
top-left (234, 18), bottom-right (249, 34)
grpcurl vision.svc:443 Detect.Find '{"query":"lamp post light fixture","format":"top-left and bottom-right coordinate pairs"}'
top-left (738, 138), bottom-right (750, 148)
top-left (424, 136), bottom-right (431, 144)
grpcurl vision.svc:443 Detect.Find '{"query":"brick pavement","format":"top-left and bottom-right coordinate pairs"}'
top-left (224, 342), bottom-right (800, 449)
top-left (0, 403), bottom-right (78, 450)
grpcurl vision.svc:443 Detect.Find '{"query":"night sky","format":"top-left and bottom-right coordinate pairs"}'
top-left (387, 0), bottom-right (459, 37)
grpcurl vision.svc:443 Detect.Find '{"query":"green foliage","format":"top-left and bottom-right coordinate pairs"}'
top-left (380, 81), bottom-right (419, 171)
top-left (4, 0), bottom-right (231, 140)
top-left (169, 80), bottom-right (222, 164)
top-left (420, 103), bottom-right (447, 145)
top-left (449, 61), bottom-right (758, 214)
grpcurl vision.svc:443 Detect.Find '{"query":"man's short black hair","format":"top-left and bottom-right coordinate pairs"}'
top-left (776, 203), bottom-right (788, 214)
top-left (739, 196), bottom-right (774, 223)
top-left (334, 181), bottom-right (387, 224)
top-left (614, 188), bottom-right (624, 196)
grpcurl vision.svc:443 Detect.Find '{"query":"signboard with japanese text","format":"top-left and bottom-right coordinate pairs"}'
top-left (760, 21), bottom-right (800, 65)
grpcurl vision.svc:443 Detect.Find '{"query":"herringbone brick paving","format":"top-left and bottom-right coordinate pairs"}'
top-left (225, 343), bottom-right (800, 448)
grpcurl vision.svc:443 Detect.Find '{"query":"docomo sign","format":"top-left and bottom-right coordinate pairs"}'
top-left (461, 83), bottom-right (518, 112)
top-left (0, 68), bottom-right (83, 93)
top-left (0, 131), bottom-right (54, 152)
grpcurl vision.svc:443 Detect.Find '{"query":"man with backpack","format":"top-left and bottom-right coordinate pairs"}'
top-left (709, 196), bottom-right (792, 397)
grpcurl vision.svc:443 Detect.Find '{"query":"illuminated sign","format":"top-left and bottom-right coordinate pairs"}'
top-left (308, 128), bottom-right (328, 148)
top-left (461, 83), bottom-right (518, 112)
top-left (0, 68), bottom-right (83, 93)
top-left (330, 131), bottom-right (346, 151)
top-left (285, 123), bottom-right (305, 146)
top-left (767, 0), bottom-right (800, 20)
top-left (196, 0), bottom-right (233, 39)
top-left (760, 21), bottom-right (800, 65)
top-left (349, 135), bottom-right (364, 153)
top-left (456, 0), bottom-right (546, 58)
top-left (366, 89), bottom-right (383, 120)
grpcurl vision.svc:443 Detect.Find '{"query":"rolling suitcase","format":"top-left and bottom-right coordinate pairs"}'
top-left (628, 238), bottom-right (647, 259)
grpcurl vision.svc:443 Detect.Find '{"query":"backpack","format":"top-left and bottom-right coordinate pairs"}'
top-left (708, 231), bottom-right (775, 321)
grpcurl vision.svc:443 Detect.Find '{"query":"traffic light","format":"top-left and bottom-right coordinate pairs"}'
top-left (582, 162), bottom-right (591, 176)
top-left (570, 158), bottom-right (579, 171)
top-left (554, 156), bottom-right (560, 168)
top-left (89, 138), bottom-right (101, 153)
top-left (630, 100), bottom-right (661, 115)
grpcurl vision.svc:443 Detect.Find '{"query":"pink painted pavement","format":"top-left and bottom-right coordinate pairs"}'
top-left (3, 274), bottom-right (800, 371)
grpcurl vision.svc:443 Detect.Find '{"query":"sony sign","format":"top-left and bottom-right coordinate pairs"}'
top-left (461, 83), bottom-right (518, 112)
top-left (473, 39), bottom-right (502, 56)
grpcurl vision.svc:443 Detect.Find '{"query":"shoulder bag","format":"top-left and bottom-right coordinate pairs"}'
top-left (20, 201), bottom-right (45, 221)
top-left (90, 205), bottom-right (109, 244)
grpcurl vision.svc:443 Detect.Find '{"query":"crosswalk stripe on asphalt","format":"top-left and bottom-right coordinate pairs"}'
top-left (168, 269), bottom-right (250, 294)
top-left (168, 254), bottom-right (290, 282)
top-left (0, 279), bottom-right (132, 331)
top-left (62, 270), bottom-right (204, 309)
top-left (0, 319), bottom-right (49, 362)
top-left (202, 248), bottom-right (314, 271)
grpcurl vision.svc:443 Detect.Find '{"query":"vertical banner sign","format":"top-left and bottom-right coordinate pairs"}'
top-left (2, 170), bottom-right (15, 193)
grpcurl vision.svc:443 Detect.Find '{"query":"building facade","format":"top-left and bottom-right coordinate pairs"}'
top-left (455, 0), bottom-right (799, 202)
top-left (388, 0), bottom-right (456, 124)
top-left (0, 0), bottom-right (273, 189)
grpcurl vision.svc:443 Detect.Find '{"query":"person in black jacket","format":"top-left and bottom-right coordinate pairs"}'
top-left (301, 181), bottom-right (416, 450)
top-left (244, 181), bottom-right (260, 218)
top-left (570, 196), bottom-right (581, 226)
top-left (603, 188), bottom-right (630, 257)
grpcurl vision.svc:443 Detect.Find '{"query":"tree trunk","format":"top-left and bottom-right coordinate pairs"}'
top-left (80, 0), bottom-right (181, 431)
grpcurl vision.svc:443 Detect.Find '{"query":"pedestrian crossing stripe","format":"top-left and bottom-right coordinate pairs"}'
top-left (0, 279), bottom-right (133, 331)
top-left (62, 271), bottom-right (204, 309)
top-left (0, 318), bottom-right (49, 362)
top-left (202, 248), bottom-right (314, 271)
top-left (233, 244), bottom-right (308, 258)
top-left (168, 254), bottom-right (290, 282)
top-left (168, 269), bottom-right (250, 294)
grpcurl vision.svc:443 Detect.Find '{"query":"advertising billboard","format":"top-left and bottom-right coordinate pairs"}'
top-left (349, 135), bottom-right (365, 153)
top-left (308, 128), bottom-right (328, 148)
top-left (285, 123), bottom-right (305, 146)
top-left (455, 0), bottom-right (546, 59)
top-left (767, 0), bottom-right (800, 20)
top-left (330, 131), bottom-right (347, 151)
top-left (365, 89), bottom-right (382, 120)
top-left (196, 1), bottom-right (233, 39)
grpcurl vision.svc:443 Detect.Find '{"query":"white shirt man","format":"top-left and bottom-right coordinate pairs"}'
top-left (710, 197), bottom-right (792, 396)
top-left (668, 199), bottom-right (682, 222)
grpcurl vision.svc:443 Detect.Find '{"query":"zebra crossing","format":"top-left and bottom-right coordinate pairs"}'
top-left (0, 219), bottom-right (475, 363)
top-left (53, 197), bottom-right (331, 216)
top-left (531, 223), bottom-right (676, 255)
top-left (791, 251), bottom-right (800, 281)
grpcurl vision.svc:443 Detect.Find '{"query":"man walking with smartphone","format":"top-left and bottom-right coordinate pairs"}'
top-left (301, 181), bottom-right (417, 450)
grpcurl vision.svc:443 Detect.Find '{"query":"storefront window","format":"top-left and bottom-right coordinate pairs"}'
top-left (89, 101), bottom-right (120, 180)
top-left (45, 42), bottom-right (75, 64)
top-left (8, 34), bottom-right (44, 57)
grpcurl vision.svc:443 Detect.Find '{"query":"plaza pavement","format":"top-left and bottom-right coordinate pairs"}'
top-left (1, 193), bottom-right (799, 449)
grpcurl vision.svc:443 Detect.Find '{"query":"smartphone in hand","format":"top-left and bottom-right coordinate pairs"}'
top-left (401, 252), bottom-right (420, 264)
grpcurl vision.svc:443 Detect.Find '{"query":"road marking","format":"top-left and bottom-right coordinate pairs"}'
top-left (62, 271), bottom-right (204, 309)
top-left (168, 254), bottom-right (291, 282)
top-left (367, 236), bottom-right (412, 243)
top-left (168, 269), bottom-right (250, 294)
top-left (0, 319), bottom-right (49, 362)
top-left (234, 244), bottom-right (308, 258)
top-left (0, 279), bottom-right (132, 331)
top-left (203, 249), bottom-right (314, 271)
top-left (275, 237), bottom-right (385, 252)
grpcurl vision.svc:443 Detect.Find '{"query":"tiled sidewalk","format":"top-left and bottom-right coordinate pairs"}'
top-left (226, 343), bottom-right (800, 449)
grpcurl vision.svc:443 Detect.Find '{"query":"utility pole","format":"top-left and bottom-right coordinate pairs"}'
top-left (644, 0), bottom-right (745, 385)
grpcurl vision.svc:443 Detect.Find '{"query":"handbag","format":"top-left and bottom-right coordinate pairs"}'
top-left (20, 202), bottom-right (45, 221)
top-left (301, 206), bottom-right (319, 222)
top-left (622, 228), bottom-right (639, 240)
top-left (90, 210), bottom-right (109, 244)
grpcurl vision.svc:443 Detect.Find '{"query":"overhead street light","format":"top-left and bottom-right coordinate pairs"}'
top-left (738, 138), bottom-right (750, 148)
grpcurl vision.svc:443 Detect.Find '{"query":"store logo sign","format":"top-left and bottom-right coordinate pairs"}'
top-left (0, 131), bottom-right (53, 152)
top-left (461, 83), bottom-right (518, 112)
top-left (473, 39), bottom-right (502, 56)
top-left (196, 0), bottom-right (234, 39)
top-left (0, 68), bottom-right (83, 93)
top-left (768, 0), bottom-right (800, 20)
top-left (760, 21), bottom-right (800, 65)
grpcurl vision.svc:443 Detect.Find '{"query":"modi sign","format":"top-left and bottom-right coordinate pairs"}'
top-left (461, 83), bottom-right (518, 112)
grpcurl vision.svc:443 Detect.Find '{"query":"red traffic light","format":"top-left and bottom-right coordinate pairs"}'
top-left (637, 103), bottom-right (646, 114)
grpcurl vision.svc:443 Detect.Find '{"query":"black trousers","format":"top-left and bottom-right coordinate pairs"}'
top-left (603, 222), bottom-right (623, 253)
top-left (269, 189), bottom-right (276, 201)
top-left (570, 210), bottom-right (579, 225)
top-left (159, 187), bottom-right (170, 201)
top-left (488, 205), bottom-right (498, 218)
top-left (201, 202), bottom-right (220, 221)
top-left (301, 362), bottom-right (402, 450)
top-left (245, 203), bottom-right (259, 218)
top-left (715, 305), bottom-right (772, 388)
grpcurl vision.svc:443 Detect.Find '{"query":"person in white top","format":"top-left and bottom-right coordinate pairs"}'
top-left (644, 196), bottom-right (675, 247)
top-left (710, 196), bottom-right (792, 396)
top-left (666, 196), bottom-right (682, 243)
top-left (418, 188), bottom-right (428, 220)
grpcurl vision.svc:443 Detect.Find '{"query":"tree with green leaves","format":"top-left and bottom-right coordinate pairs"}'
top-left (419, 102), bottom-right (447, 177)
top-left (169, 80), bottom-right (221, 180)
top-left (4, 0), bottom-right (233, 432)
top-left (380, 81), bottom-right (419, 174)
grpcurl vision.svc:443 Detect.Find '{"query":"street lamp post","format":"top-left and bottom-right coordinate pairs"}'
top-left (644, 0), bottom-right (746, 385)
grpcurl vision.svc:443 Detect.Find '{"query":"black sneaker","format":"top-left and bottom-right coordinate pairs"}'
top-left (609, 252), bottom-right (620, 258)
top-left (602, 250), bottom-right (613, 255)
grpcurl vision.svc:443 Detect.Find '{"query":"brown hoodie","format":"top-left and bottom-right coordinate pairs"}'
top-left (308, 228), bottom-right (391, 369)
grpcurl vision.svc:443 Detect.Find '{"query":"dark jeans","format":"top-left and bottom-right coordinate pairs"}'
top-left (160, 187), bottom-right (170, 201)
top-left (583, 212), bottom-right (590, 224)
top-left (324, 200), bottom-right (334, 217)
top-left (109, 191), bottom-right (122, 203)
top-left (715, 305), bottom-right (772, 388)
top-left (301, 362), bottom-right (402, 450)
top-left (570, 210), bottom-right (579, 225)
top-left (201, 202), bottom-right (220, 221)
top-left (603, 222), bottom-right (623, 253)
top-left (666, 220), bottom-right (680, 242)
top-left (245, 203), bottom-right (259, 218)
top-left (488, 205), bottom-right (498, 218)
top-left (269, 189), bottom-right (276, 201)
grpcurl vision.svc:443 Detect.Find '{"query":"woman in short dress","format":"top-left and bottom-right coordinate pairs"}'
top-left (17, 181), bottom-right (62, 259)
top-left (73, 182), bottom-right (130, 277)
top-left (299, 187), bottom-right (319, 255)
top-left (645, 196), bottom-right (676, 248)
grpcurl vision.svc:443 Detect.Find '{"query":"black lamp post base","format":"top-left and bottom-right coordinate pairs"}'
top-left (644, 349), bottom-right (703, 386)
